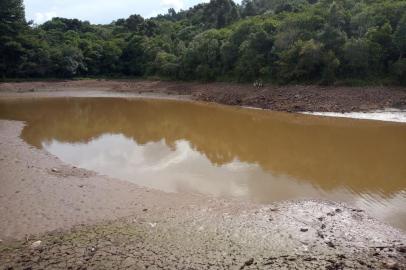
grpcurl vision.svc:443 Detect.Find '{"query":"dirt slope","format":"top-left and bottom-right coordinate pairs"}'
top-left (1, 79), bottom-right (405, 112)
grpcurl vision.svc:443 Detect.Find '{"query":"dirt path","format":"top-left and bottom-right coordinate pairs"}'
top-left (0, 88), bottom-right (405, 268)
top-left (1, 79), bottom-right (405, 112)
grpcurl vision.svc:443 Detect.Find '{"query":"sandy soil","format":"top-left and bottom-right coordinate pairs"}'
top-left (0, 79), bottom-right (405, 112)
top-left (0, 87), bottom-right (405, 269)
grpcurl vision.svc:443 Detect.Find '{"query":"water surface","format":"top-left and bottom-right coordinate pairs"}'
top-left (1, 98), bottom-right (405, 229)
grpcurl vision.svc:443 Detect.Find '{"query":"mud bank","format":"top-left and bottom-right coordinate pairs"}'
top-left (1, 79), bottom-right (405, 113)
top-left (0, 119), bottom-right (405, 269)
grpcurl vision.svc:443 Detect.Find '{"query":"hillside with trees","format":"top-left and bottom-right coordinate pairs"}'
top-left (1, 0), bottom-right (405, 85)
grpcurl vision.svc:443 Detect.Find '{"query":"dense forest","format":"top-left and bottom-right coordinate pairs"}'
top-left (1, 0), bottom-right (405, 85)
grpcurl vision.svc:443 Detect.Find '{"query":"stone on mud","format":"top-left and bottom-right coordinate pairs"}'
top-left (30, 240), bottom-right (42, 249)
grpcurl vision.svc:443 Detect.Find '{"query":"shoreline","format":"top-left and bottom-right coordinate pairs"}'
top-left (0, 89), bottom-right (405, 268)
top-left (1, 79), bottom-right (405, 113)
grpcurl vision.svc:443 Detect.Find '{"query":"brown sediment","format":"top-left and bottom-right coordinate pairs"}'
top-left (0, 79), bottom-right (405, 112)
top-left (0, 88), bottom-right (405, 269)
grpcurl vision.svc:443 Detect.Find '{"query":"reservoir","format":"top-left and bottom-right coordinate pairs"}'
top-left (1, 97), bottom-right (405, 230)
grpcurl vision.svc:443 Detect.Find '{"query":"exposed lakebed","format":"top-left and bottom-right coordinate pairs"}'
top-left (0, 97), bottom-right (405, 230)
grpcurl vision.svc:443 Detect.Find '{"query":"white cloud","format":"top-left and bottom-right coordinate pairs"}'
top-left (24, 0), bottom-right (241, 24)
top-left (161, 0), bottom-right (184, 10)
top-left (34, 11), bottom-right (57, 24)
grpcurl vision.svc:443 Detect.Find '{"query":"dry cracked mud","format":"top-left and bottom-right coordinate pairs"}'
top-left (1, 199), bottom-right (406, 269)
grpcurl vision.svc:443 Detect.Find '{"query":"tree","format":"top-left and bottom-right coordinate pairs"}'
top-left (327, 1), bottom-right (347, 30)
top-left (154, 52), bottom-right (179, 78)
top-left (321, 50), bottom-right (340, 84)
top-left (234, 30), bottom-right (273, 81)
top-left (0, 0), bottom-right (404, 84)
top-left (0, 0), bottom-right (26, 37)
top-left (0, 0), bottom-right (27, 77)
top-left (241, 0), bottom-right (256, 17)
top-left (366, 23), bottom-right (397, 70)
top-left (53, 46), bottom-right (85, 77)
top-left (392, 59), bottom-right (406, 85)
top-left (202, 0), bottom-right (240, 28)
top-left (342, 38), bottom-right (382, 77)
top-left (181, 30), bottom-right (227, 79)
top-left (121, 35), bottom-right (148, 76)
top-left (277, 39), bottom-right (324, 82)
top-left (317, 25), bottom-right (347, 52)
top-left (394, 13), bottom-right (406, 59)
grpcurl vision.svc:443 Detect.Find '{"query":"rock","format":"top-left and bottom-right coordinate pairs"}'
top-left (122, 257), bottom-right (137, 267)
top-left (242, 258), bottom-right (254, 268)
top-left (142, 208), bottom-right (148, 212)
top-left (302, 244), bottom-right (309, 251)
top-left (304, 257), bottom-right (316, 261)
top-left (327, 211), bottom-right (336, 216)
top-left (326, 241), bottom-right (335, 248)
top-left (30, 240), bottom-right (42, 249)
top-left (383, 259), bottom-right (398, 269)
top-left (51, 168), bottom-right (59, 173)
top-left (300, 228), bottom-right (308, 232)
top-left (351, 208), bottom-right (364, 213)
top-left (337, 254), bottom-right (346, 259)
top-left (396, 246), bottom-right (406, 253)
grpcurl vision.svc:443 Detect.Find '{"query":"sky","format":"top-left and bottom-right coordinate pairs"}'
top-left (23, 0), bottom-right (228, 25)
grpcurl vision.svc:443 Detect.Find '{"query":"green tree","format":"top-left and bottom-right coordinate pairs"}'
top-left (394, 13), bottom-right (406, 59)
top-left (392, 59), bottom-right (406, 85)
top-left (342, 38), bottom-right (382, 77)
top-left (1, 0), bottom-right (405, 84)
top-left (181, 30), bottom-right (227, 80)
top-left (277, 39), bottom-right (324, 82)
top-left (0, 0), bottom-right (26, 37)
top-left (154, 52), bottom-right (179, 78)
top-left (54, 46), bottom-right (86, 77)
top-left (234, 30), bottom-right (273, 81)
top-left (0, 0), bottom-right (27, 77)
top-left (121, 35), bottom-right (148, 76)
top-left (202, 0), bottom-right (240, 28)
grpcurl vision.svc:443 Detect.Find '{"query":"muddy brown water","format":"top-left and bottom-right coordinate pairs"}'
top-left (0, 97), bottom-right (405, 230)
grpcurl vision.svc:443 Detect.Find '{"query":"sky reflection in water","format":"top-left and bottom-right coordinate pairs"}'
top-left (0, 98), bottom-right (405, 230)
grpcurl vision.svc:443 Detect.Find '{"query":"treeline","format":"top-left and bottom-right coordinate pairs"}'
top-left (1, 0), bottom-right (405, 84)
